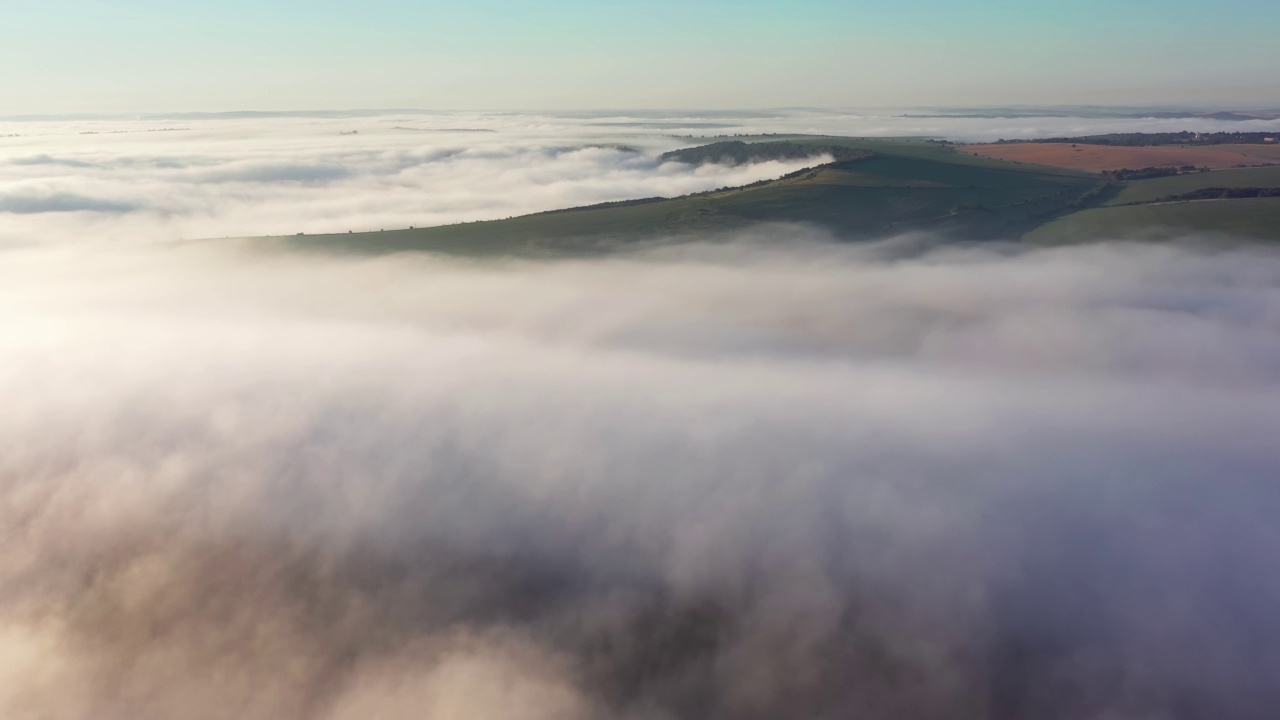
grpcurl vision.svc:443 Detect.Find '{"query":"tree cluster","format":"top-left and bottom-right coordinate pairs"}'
top-left (997, 132), bottom-right (1278, 147)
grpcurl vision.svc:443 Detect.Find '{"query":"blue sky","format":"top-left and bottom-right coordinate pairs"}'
top-left (3, 0), bottom-right (1278, 113)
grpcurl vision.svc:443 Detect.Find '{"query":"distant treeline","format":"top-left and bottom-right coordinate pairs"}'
top-left (996, 132), bottom-right (1278, 146)
top-left (529, 160), bottom-right (857, 218)
top-left (1103, 166), bottom-right (1206, 181)
top-left (530, 197), bottom-right (669, 216)
top-left (661, 141), bottom-right (874, 166)
top-left (1123, 187), bottom-right (1280, 205)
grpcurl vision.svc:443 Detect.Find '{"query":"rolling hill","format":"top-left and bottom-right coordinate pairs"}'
top-left (274, 136), bottom-right (1102, 256)
top-left (1025, 198), bottom-right (1280, 244)
top-left (1020, 164), bottom-right (1280, 244)
top-left (1104, 165), bottom-right (1280, 206)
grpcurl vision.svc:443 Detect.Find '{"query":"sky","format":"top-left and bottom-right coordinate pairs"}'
top-left (3, 0), bottom-right (1279, 113)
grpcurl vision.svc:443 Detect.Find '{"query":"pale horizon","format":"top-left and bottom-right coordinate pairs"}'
top-left (4, 1), bottom-right (1279, 114)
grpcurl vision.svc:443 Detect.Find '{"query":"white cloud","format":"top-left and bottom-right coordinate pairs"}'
top-left (4, 110), bottom-right (1279, 248)
top-left (1, 236), bottom-right (1278, 718)
top-left (4, 109), bottom-right (1280, 718)
top-left (0, 114), bottom-right (823, 245)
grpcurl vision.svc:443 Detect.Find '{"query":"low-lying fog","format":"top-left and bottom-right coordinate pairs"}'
top-left (4, 108), bottom-right (1280, 246)
top-left (4, 109), bottom-right (1280, 718)
top-left (2, 235), bottom-right (1279, 719)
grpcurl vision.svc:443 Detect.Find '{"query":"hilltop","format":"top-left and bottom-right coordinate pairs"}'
top-left (273, 136), bottom-right (1101, 256)
top-left (263, 133), bottom-right (1280, 256)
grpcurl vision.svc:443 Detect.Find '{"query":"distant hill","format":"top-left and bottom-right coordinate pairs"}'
top-left (270, 136), bottom-right (1101, 256)
top-left (250, 134), bottom-right (1280, 255)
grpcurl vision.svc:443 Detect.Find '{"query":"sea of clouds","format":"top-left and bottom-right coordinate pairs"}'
top-left (2, 235), bottom-right (1280, 719)
top-left (3, 110), bottom-right (1280, 719)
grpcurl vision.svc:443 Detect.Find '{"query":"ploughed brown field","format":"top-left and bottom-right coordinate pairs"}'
top-left (962, 143), bottom-right (1280, 172)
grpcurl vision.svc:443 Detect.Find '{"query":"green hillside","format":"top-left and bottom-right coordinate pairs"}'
top-left (1105, 166), bottom-right (1280, 206)
top-left (1025, 197), bottom-right (1280, 244)
top-left (277, 137), bottom-right (1101, 256)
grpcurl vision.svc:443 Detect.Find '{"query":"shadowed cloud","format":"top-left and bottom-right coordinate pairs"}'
top-left (0, 191), bottom-right (138, 214)
top-left (1, 236), bottom-right (1278, 719)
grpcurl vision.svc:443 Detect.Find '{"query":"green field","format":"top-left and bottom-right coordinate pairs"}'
top-left (1025, 198), bottom-right (1280, 244)
top-left (277, 137), bottom-right (1101, 256)
top-left (1106, 166), bottom-right (1280, 206)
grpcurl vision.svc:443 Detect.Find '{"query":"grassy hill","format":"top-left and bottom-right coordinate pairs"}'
top-left (1105, 166), bottom-right (1280, 206)
top-left (277, 136), bottom-right (1101, 256)
top-left (1025, 198), bottom-right (1280, 245)
top-left (1019, 165), bottom-right (1280, 244)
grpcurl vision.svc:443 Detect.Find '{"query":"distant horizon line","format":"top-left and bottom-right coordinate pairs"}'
top-left (4, 103), bottom-right (1280, 123)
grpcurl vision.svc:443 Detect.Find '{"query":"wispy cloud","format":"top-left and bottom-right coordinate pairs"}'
top-left (0, 115), bottom-right (824, 244)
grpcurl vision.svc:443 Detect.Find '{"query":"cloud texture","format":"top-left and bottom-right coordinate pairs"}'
top-left (4, 109), bottom-right (1280, 248)
top-left (2, 236), bottom-right (1279, 719)
top-left (0, 115), bottom-right (829, 246)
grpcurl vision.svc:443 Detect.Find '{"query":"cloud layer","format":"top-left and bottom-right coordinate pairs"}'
top-left (4, 110), bottom-right (1280, 248)
top-left (2, 236), bottom-right (1279, 719)
top-left (0, 115), bottom-right (830, 246)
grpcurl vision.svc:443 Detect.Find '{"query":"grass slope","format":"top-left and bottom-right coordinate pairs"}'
top-left (1025, 198), bottom-right (1280, 244)
top-left (703, 136), bottom-right (1102, 173)
top-left (279, 137), bottom-right (1101, 256)
top-left (1106, 166), bottom-right (1280, 206)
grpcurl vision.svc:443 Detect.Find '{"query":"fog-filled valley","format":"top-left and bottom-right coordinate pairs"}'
top-left (4, 109), bottom-right (1280, 720)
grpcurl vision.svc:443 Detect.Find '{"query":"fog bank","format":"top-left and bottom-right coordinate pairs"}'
top-left (2, 235), bottom-right (1279, 719)
top-left (5, 109), bottom-right (1280, 248)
